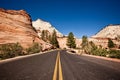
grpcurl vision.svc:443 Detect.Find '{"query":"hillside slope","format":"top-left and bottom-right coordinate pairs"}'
top-left (92, 25), bottom-right (120, 39)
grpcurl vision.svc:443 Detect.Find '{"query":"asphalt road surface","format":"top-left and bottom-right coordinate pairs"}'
top-left (60, 50), bottom-right (120, 80)
top-left (0, 50), bottom-right (120, 80)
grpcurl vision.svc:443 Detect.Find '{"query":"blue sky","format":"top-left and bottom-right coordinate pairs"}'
top-left (0, 0), bottom-right (120, 38)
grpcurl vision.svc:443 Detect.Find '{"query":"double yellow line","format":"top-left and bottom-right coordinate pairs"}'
top-left (53, 51), bottom-right (63, 80)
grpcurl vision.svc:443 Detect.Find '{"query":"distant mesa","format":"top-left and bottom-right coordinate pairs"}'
top-left (32, 19), bottom-right (63, 37)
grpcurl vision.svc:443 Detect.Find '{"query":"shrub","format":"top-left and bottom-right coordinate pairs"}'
top-left (108, 50), bottom-right (120, 59)
top-left (87, 41), bottom-right (108, 57)
top-left (91, 47), bottom-right (108, 57)
top-left (89, 44), bottom-right (120, 59)
top-left (0, 43), bottom-right (23, 59)
top-left (83, 41), bottom-right (120, 59)
top-left (26, 42), bottom-right (42, 54)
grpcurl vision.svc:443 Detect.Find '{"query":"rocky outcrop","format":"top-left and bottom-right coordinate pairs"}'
top-left (57, 37), bottom-right (68, 49)
top-left (92, 24), bottom-right (120, 39)
top-left (57, 25), bottom-right (120, 49)
top-left (91, 24), bottom-right (120, 48)
top-left (32, 19), bottom-right (63, 37)
top-left (0, 8), bottom-right (52, 49)
top-left (57, 37), bottom-right (82, 49)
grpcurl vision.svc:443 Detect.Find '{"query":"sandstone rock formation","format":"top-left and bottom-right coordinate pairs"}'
top-left (92, 24), bottom-right (120, 39)
top-left (57, 37), bottom-right (82, 49)
top-left (0, 8), bottom-right (51, 50)
top-left (32, 19), bottom-right (63, 37)
top-left (57, 37), bottom-right (68, 49)
top-left (56, 25), bottom-right (120, 49)
top-left (91, 24), bottom-right (120, 48)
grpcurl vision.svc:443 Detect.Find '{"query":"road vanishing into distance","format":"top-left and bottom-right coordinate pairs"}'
top-left (0, 50), bottom-right (120, 80)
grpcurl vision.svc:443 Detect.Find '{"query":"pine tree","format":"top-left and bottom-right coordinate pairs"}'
top-left (41, 30), bottom-right (45, 41)
top-left (50, 30), bottom-right (59, 48)
top-left (41, 30), bottom-right (49, 42)
top-left (108, 38), bottom-right (114, 48)
top-left (67, 32), bottom-right (76, 48)
top-left (81, 35), bottom-right (91, 53)
top-left (81, 35), bottom-right (88, 49)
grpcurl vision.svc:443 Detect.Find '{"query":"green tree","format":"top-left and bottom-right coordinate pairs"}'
top-left (41, 30), bottom-right (49, 42)
top-left (41, 30), bottom-right (49, 41)
top-left (81, 36), bottom-right (90, 53)
top-left (67, 32), bottom-right (76, 48)
top-left (81, 36), bottom-right (88, 49)
top-left (50, 30), bottom-right (59, 48)
top-left (108, 38), bottom-right (114, 48)
top-left (41, 30), bottom-right (45, 41)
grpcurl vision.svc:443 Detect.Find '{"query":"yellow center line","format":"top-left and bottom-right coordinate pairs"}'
top-left (59, 51), bottom-right (63, 80)
top-left (53, 52), bottom-right (59, 80)
top-left (53, 51), bottom-right (63, 80)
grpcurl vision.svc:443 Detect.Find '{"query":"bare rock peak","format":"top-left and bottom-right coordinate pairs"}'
top-left (32, 18), bottom-right (63, 37)
top-left (92, 24), bottom-right (120, 39)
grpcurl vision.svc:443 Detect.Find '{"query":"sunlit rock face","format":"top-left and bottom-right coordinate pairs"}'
top-left (91, 25), bottom-right (120, 48)
top-left (57, 37), bottom-right (68, 49)
top-left (92, 25), bottom-right (120, 39)
top-left (0, 8), bottom-right (52, 50)
top-left (57, 37), bottom-right (82, 49)
top-left (32, 19), bottom-right (63, 37)
top-left (58, 25), bottom-right (120, 49)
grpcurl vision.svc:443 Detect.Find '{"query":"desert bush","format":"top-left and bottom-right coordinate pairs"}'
top-left (26, 42), bottom-right (42, 54)
top-left (108, 50), bottom-right (120, 59)
top-left (91, 48), bottom-right (108, 56)
top-left (89, 43), bottom-right (120, 58)
top-left (0, 43), bottom-right (23, 59)
top-left (87, 41), bottom-right (108, 56)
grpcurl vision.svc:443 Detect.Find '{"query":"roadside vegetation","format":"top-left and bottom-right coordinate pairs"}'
top-left (0, 43), bottom-right (23, 59)
top-left (26, 42), bottom-right (42, 54)
top-left (0, 29), bottom-right (60, 60)
top-left (0, 42), bottom-right (42, 60)
top-left (81, 36), bottom-right (120, 59)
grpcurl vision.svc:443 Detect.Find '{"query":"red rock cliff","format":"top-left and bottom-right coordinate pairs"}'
top-left (0, 8), bottom-right (51, 49)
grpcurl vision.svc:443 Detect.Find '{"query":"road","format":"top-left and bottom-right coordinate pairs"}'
top-left (60, 50), bottom-right (120, 80)
top-left (0, 50), bottom-right (120, 80)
